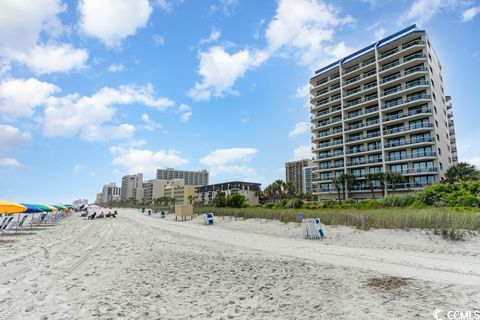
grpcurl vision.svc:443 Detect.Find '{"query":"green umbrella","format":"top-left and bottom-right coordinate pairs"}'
top-left (31, 204), bottom-right (53, 212)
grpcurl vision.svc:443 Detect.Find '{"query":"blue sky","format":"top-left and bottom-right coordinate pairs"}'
top-left (0, 0), bottom-right (479, 203)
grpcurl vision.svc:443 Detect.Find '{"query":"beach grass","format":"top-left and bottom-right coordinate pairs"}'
top-left (194, 206), bottom-right (480, 232)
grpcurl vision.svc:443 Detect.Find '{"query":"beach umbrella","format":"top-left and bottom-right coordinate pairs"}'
top-left (20, 203), bottom-right (43, 213)
top-left (50, 204), bottom-right (66, 211)
top-left (0, 200), bottom-right (27, 214)
top-left (87, 204), bottom-right (101, 209)
top-left (43, 205), bottom-right (58, 212)
top-left (31, 204), bottom-right (52, 212)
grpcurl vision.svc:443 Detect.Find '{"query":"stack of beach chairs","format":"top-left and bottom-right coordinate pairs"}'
top-left (203, 213), bottom-right (214, 225)
top-left (301, 218), bottom-right (325, 239)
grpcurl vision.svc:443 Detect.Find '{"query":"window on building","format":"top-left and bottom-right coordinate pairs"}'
top-left (438, 147), bottom-right (442, 155)
top-left (434, 106), bottom-right (437, 114)
top-left (440, 162), bottom-right (443, 170)
top-left (414, 175), bottom-right (435, 186)
top-left (432, 92), bottom-right (436, 100)
top-left (390, 163), bottom-right (408, 173)
top-left (430, 66), bottom-right (433, 74)
top-left (431, 79), bottom-right (435, 87)
top-left (435, 120), bottom-right (438, 127)
top-left (436, 134), bottom-right (440, 141)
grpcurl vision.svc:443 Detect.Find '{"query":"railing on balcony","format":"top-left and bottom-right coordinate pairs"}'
top-left (384, 151), bottom-right (436, 162)
top-left (381, 67), bottom-right (428, 84)
top-left (402, 40), bottom-right (425, 50)
top-left (380, 47), bottom-right (399, 59)
top-left (346, 158), bottom-right (383, 166)
top-left (345, 94), bottom-right (378, 108)
top-left (387, 167), bottom-right (438, 174)
top-left (384, 137), bottom-right (435, 148)
top-left (346, 145), bottom-right (381, 154)
top-left (383, 122), bottom-right (433, 135)
top-left (380, 54), bottom-right (426, 72)
top-left (346, 119), bottom-right (380, 131)
top-left (382, 80), bottom-right (429, 96)
top-left (346, 107), bottom-right (379, 119)
top-left (383, 107), bottom-right (431, 122)
top-left (382, 94), bottom-right (430, 110)
top-left (346, 131), bottom-right (381, 143)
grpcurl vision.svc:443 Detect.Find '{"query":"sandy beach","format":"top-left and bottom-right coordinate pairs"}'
top-left (1, 209), bottom-right (479, 319)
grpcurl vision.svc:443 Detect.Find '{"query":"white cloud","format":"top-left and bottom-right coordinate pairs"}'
top-left (462, 6), bottom-right (480, 22)
top-left (374, 27), bottom-right (386, 40)
top-left (289, 122), bottom-right (310, 137)
top-left (0, 1), bottom-right (88, 74)
top-left (79, 0), bottom-right (153, 47)
top-left (292, 145), bottom-right (313, 160)
top-left (401, 0), bottom-right (453, 26)
top-left (465, 156), bottom-right (480, 168)
top-left (0, 78), bottom-right (60, 119)
top-left (73, 164), bottom-right (83, 173)
top-left (200, 147), bottom-right (257, 166)
top-left (110, 146), bottom-right (188, 175)
top-left (200, 29), bottom-right (221, 44)
top-left (176, 103), bottom-right (192, 122)
top-left (0, 158), bottom-right (25, 169)
top-left (210, 0), bottom-right (239, 16)
top-left (0, 0), bottom-right (65, 52)
top-left (265, 0), bottom-right (354, 67)
top-left (0, 124), bottom-right (31, 149)
top-left (0, 124), bottom-right (31, 170)
top-left (156, 0), bottom-right (183, 12)
top-left (190, 0), bottom-right (354, 101)
top-left (10, 44), bottom-right (88, 74)
top-left (107, 63), bottom-right (126, 73)
top-left (43, 84), bottom-right (174, 140)
top-left (80, 124), bottom-right (136, 142)
top-left (153, 34), bottom-right (165, 47)
top-left (295, 83), bottom-right (310, 98)
top-left (141, 113), bottom-right (162, 131)
top-left (200, 147), bottom-right (258, 178)
top-left (188, 46), bottom-right (267, 101)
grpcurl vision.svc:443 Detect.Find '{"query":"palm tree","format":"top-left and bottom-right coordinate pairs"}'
top-left (285, 181), bottom-right (296, 198)
top-left (344, 174), bottom-right (357, 199)
top-left (386, 172), bottom-right (405, 192)
top-left (365, 173), bottom-right (377, 199)
top-left (445, 162), bottom-right (480, 183)
top-left (332, 177), bottom-right (342, 201)
top-left (374, 172), bottom-right (387, 197)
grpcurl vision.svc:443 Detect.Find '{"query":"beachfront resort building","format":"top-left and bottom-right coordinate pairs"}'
top-left (164, 184), bottom-right (196, 205)
top-left (156, 168), bottom-right (209, 186)
top-left (121, 174), bottom-right (143, 202)
top-left (285, 159), bottom-right (313, 194)
top-left (309, 24), bottom-right (456, 200)
top-left (302, 164), bottom-right (316, 194)
top-left (196, 181), bottom-right (261, 205)
top-left (135, 179), bottom-right (169, 204)
top-left (101, 183), bottom-right (121, 204)
top-left (446, 96), bottom-right (458, 164)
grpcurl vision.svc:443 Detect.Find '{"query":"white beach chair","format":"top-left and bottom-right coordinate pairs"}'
top-left (301, 218), bottom-right (325, 239)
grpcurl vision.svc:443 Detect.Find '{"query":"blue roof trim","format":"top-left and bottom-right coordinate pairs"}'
top-left (312, 24), bottom-right (420, 79)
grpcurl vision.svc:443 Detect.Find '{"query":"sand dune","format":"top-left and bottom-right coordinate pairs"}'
top-left (0, 209), bottom-right (479, 319)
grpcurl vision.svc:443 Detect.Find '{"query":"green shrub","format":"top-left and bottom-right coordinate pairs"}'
top-left (263, 202), bottom-right (275, 208)
top-left (321, 199), bottom-right (339, 208)
top-left (285, 198), bottom-right (304, 209)
top-left (273, 199), bottom-right (288, 209)
top-left (379, 194), bottom-right (415, 207)
top-left (355, 199), bottom-right (380, 209)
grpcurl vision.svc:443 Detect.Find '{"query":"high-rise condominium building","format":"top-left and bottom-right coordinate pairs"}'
top-left (446, 96), bottom-right (458, 164)
top-left (285, 159), bottom-right (313, 194)
top-left (121, 173), bottom-right (143, 201)
top-left (156, 168), bottom-right (209, 186)
top-left (309, 25), bottom-right (456, 200)
top-left (302, 164), bottom-right (316, 194)
top-left (101, 183), bottom-right (121, 204)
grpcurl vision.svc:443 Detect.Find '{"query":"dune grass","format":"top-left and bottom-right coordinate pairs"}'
top-left (195, 206), bottom-right (480, 233)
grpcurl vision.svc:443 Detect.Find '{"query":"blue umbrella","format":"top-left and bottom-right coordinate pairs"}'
top-left (20, 203), bottom-right (43, 213)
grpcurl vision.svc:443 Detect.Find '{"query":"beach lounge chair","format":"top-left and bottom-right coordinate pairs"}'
top-left (9, 214), bottom-right (29, 230)
top-left (0, 216), bottom-right (14, 233)
top-left (31, 212), bottom-right (47, 225)
top-left (88, 212), bottom-right (97, 220)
